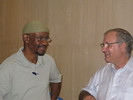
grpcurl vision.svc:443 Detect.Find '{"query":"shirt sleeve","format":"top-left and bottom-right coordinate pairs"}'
top-left (82, 70), bottom-right (102, 99)
top-left (50, 60), bottom-right (62, 83)
top-left (42, 54), bottom-right (62, 83)
top-left (0, 63), bottom-right (10, 99)
top-left (0, 96), bottom-right (4, 100)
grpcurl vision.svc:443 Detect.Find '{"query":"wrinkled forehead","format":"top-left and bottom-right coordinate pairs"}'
top-left (103, 31), bottom-right (118, 42)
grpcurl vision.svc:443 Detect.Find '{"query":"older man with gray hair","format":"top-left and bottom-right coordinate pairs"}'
top-left (79, 28), bottom-right (133, 100)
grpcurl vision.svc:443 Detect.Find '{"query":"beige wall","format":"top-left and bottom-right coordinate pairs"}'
top-left (1, 0), bottom-right (133, 100)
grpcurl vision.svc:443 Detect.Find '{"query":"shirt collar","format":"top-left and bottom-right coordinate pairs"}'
top-left (110, 56), bottom-right (133, 71)
top-left (18, 47), bottom-right (43, 66)
top-left (124, 56), bottom-right (133, 71)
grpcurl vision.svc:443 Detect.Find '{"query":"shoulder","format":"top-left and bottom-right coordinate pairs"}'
top-left (0, 48), bottom-right (24, 67)
top-left (1, 53), bottom-right (17, 66)
top-left (99, 63), bottom-right (113, 71)
top-left (43, 54), bottom-right (55, 61)
top-left (39, 54), bottom-right (56, 64)
top-left (43, 54), bottom-right (53, 59)
top-left (0, 53), bottom-right (18, 73)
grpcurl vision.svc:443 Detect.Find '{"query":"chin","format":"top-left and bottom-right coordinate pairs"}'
top-left (38, 53), bottom-right (45, 56)
top-left (105, 58), bottom-right (110, 63)
top-left (36, 52), bottom-right (45, 56)
top-left (105, 60), bottom-right (110, 63)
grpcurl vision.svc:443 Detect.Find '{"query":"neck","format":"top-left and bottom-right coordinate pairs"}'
top-left (22, 49), bottom-right (38, 64)
top-left (114, 56), bottom-right (130, 70)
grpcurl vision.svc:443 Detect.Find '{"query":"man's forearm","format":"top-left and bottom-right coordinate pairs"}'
top-left (50, 82), bottom-right (61, 100)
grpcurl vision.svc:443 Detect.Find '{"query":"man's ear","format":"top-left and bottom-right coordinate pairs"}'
top-left (121, 42), bottom-right (127, 52)
top-left (23, 34), bottom-right (30, 43)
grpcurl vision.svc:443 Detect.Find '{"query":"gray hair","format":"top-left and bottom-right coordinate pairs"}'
top-left (104, 28), bottom-right (133, 57)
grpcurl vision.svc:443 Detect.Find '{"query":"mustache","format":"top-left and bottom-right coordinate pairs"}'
top-left (38, 45), bottom-right (48, 48)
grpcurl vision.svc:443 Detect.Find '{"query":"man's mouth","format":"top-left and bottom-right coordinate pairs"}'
top-left (38, 45), bottom-right (47, 50)
top-left (104, 52), bottom-right (110, 57)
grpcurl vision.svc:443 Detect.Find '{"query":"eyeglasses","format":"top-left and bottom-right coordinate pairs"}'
top-left (28, 34), bottom-right (52, 43)
top-left (100, 42), bottom-right (121, 48)
top-left (35, 37), bottom-right (52, 43)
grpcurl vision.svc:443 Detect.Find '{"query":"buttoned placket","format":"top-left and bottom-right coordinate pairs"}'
top-left (109, 67), bottom-right (126, 100)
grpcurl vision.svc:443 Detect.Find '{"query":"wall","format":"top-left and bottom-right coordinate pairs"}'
top-left (1, 0), bottom-right (133, 100)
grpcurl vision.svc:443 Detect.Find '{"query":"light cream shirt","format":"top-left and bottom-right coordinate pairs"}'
top-left (0, 47), bottom-right (61, 100)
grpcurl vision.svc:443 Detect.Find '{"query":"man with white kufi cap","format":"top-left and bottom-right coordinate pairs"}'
top-left (0, 21), bottom-right (62, 100)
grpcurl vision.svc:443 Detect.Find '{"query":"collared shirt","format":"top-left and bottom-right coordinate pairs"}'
top-left (0, 47), bottom-right (61, 100)
top-left (83, 56), bottom-right (133, 100)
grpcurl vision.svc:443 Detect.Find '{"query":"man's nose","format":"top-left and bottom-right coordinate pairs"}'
top-left (41, 40), bottom-right (49, 45)
top-left (102, 46), bottom-right (108, 53)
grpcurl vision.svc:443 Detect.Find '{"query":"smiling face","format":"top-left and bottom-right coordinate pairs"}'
top-left (102, 31), bottom-right (124, 63)
top-left (27, 32), bottom-right (50, 56)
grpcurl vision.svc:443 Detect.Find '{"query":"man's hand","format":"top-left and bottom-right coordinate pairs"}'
top-left (83, 95), bottom-right (96, 100)
top-left (79, 90), bottom-right (96, 100)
